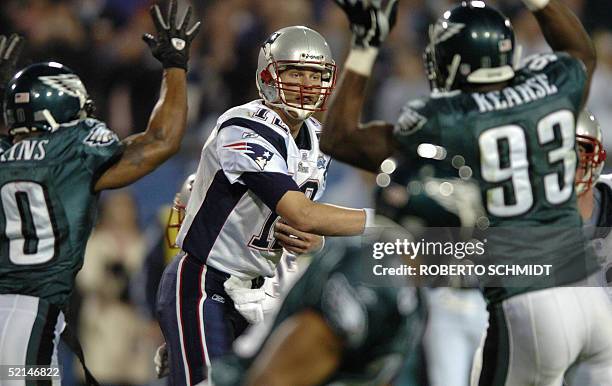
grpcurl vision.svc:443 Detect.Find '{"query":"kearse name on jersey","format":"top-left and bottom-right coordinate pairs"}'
top-left (472, 74), bottom-right (558, 113)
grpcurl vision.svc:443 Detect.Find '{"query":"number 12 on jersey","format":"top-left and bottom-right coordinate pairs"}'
top-left (249, 180), bottom-right (319, 250)
top-left (479, 110), bottom-right (577, 217)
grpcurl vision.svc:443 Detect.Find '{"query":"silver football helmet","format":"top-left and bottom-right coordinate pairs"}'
top-left (576, 110), bottom-right (607, 195)
top-left (166, 173), bottom-right (196, 248)
top-left (256, 26), bottom-right (336, 121)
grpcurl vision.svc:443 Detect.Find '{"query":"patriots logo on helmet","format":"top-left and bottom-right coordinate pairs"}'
top-left (224, 142), bottom-right (274, 170)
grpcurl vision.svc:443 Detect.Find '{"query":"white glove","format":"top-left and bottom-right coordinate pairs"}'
top-left (224, 276), bottom-right (266, 324)
top-left (154, 343), bottom-right (169, 378)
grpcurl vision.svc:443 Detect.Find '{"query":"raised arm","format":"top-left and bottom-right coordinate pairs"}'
top-left (94, 0), bottom-right (201, 191)
top-left (320, 0), bottom-right (399, 172)
top-left (0, 34), bottom-right (25, 134)
top-left (524, 0), bottom-right (596, 105)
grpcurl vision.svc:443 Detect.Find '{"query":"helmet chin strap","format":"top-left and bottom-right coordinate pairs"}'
top-left (276, 88), bottom-right (314, 121)
top-left (282, 105), bottom-right (313, 121)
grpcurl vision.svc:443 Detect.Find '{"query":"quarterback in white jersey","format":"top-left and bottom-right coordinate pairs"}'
top-left (156, 26), bottom-right (371, 386)
top-left (576, 110), bottom-right (612, 299)
top-left (176, 99), bottom-right (330, 279)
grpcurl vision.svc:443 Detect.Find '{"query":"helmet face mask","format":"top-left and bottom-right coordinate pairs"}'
top-left (575, 111), bottom-right (607, 195)
top-left (166, 174), bottom-right (196, 249)
top-left (425, 1), bottom-right (516, 92)
top-left (4, 62), bottom-right (91, 136)
top-left (166, 197), bottom-right (187, 249)
top-left (256, 26), bottom-right (336, 121)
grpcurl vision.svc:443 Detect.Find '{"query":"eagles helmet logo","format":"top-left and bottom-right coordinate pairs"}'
top-left (430, 21), bottom-right (466, 45)
top-left (39, 74), bottom-right (88, 107)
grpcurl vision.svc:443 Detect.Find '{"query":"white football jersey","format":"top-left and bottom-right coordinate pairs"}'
top-left (590, 174), bottom-right (612, 298)
top-left (177, 100), bottom-right (330, 280)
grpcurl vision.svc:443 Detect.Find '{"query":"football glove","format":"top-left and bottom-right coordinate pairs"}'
top-left (143, 0), bottom-right (201, 70)
top-left (334, 0), bottom-right (399, 49)
top-left (0, 34), bottom-right (25, 102)
top-left (154, 343), bottom-right (170, 378)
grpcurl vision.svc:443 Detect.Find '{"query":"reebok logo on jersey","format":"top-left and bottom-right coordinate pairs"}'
top-left (83, 124), bottom-right (119, 147)
top-left (223, 141), bottom-right (274, 170)
top-left (211, 294), bottom-right (225, 303)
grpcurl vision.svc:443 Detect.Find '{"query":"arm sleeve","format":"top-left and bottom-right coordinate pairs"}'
top-left (393, 98), bottom-right (441, 157)
top-left (216, 124), bottom-right (290, 183)
top-left (241, 172), bottom-right (300, 211)
top-left (555, 52), bottom-right (588, 109)
top-left (77, 119), bottom-right (124, 178)
top-left (522, 52), bottom-right (587, 109)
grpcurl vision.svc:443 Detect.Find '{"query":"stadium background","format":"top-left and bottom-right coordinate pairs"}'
top-left (1, 0), bottom-right (610, 384)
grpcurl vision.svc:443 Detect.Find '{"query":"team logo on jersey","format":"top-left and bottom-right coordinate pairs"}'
top-left (395, 107), bottom-right (427, 136)
top-left (224, 141), bottom-right (274, 170)
top-left (317, 155), bottom-right (326, 169)
top-left (39, 74), bottom-right (88, 106)
top-left (83, 124), bottom-right (119, 147)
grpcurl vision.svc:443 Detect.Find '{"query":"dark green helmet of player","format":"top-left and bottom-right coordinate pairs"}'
top-left (3, 62), bottom-right (93, 136)
top-left (425, 1), bottom-right (517, 92)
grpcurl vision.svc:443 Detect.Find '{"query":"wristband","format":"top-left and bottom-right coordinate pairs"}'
top-left (344, 47), bottom-right (379, 77)
top-left (364, 208), bottom-right (376, 229)
top-left (522, 0), bottom-right (550, 11)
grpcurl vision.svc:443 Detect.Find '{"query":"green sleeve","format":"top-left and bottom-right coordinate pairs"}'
top-left (76, 119), bottom-right (124, 178)
top-left (393, 98), bottom-right (442, 151)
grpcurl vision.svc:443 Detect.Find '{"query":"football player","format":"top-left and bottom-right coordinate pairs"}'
top-left (0, 0), bottom-right (200, 378)
top-left (570, 109), bottom-right (612, 384)
top-left (158, 26), bottom-right (373, 386)
top-left (210, 235), bottom-right (426, 386)
top-left (323, 0), bottom-right (612, 385)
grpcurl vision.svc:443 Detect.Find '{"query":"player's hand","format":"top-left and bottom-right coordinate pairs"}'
top-left (275, 221), bottom-right (324, 255)
top-left (334, 0), bottom-right (399, 49)
top-left (142, 0), bottom-right (201, 70)
top-left (154, 343), bottom-right (170, 378)
top-left (0, 34), bottom-right (25, 92)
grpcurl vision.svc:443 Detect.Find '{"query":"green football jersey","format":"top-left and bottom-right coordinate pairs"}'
top-left (393, 52), bottom-right (597, 303)
top-left (0, 135), bottom-right (11, 152)
top-left (0, 118), bottom-right (122, 308)
top-left (212, 238), bottom-right (427, 386)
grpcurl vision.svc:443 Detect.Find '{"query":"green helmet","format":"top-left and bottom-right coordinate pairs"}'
top-left (3, 62), bottom-right (92, 136)
top-left (425, 1), bottom-right (516, 92)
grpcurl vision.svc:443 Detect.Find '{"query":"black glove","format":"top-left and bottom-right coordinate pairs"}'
top-left (334, 0), bottom-right (399, 49)
top-left (0, 34), bottom-right (25, 101)
top-left (143, 0), bottom-right (201, 70)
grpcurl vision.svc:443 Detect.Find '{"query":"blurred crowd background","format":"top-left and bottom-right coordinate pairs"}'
top-left (1, 0), bottom-right (610, 385)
